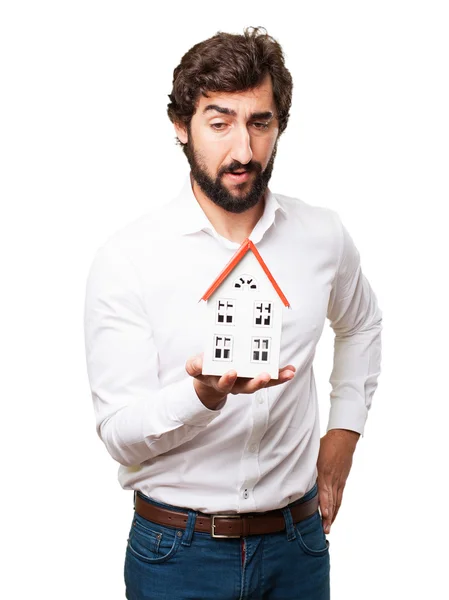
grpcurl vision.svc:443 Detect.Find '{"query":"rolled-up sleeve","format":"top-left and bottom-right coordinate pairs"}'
top-left (326, 213), bottom-right (383, 436)
top-left (83, 243), bottom-right (221, 467)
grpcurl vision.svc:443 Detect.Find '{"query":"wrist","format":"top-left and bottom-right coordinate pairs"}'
top-left (327, 428), bottom-right (360, 445)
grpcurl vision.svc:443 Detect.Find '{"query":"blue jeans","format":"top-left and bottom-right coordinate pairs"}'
top-left (124, 482), bottom-right (330, 599)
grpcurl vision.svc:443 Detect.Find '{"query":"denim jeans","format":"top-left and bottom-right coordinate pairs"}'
top-left (124, 481), bottom-right (330, 599)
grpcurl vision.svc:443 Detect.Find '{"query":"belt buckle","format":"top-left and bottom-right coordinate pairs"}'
top-left (211, 514), bottom-right (241, 539)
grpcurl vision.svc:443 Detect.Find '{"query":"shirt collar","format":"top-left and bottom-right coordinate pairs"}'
top-left (169, 173), bottom-right (287, 243)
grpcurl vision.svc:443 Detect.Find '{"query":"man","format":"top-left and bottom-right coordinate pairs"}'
top-left (84, 26), bottom-right (382, 599)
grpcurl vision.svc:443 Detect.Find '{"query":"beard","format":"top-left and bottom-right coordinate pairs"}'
top-left (184, 134), bottom-right (278, 214)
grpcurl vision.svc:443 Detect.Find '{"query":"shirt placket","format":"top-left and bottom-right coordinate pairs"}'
top-left (237, 388), bottom-right (270, 511)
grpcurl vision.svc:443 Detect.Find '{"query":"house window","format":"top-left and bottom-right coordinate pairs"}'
top-left (233, 274), bottom-right (258, 291)
top-left (254, 301), bottom-right (272, 327)
top-left (251, 337), bottom-right (271, 363)
top-left (216, 299), bottom-right (235, 325)
top-left (213, 335), bottom-right (233, 361)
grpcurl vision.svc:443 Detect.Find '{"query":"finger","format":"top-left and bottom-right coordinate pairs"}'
top-left (318, 485), bottom-right (333, 534)
top-left (318, 487), bottom-right (328, 520)
top-left (265, 375), bottom-right (292, 388)
top-left (325, 487), bottom-right (337, 534)
top-left (186, 356), bottom-right (238, 396)
top-left (332, 485), bottom-right (344, 525)
top-left (232, 372), bottom-right (271, 395)
top-left (215, 370), bottom-right (238, 393)
top-left (185, 355), bottom-right (203, 377)
top-left (280, 364), bottom-right (296, 373)
top-left (185, 355), bottom-right (218, 390)
top-left (266, 367), bottom-right (296, 387)
top-left (248, 373), bottom-right (271, 393)
top-left (237, 366), bottom-right (295, 393)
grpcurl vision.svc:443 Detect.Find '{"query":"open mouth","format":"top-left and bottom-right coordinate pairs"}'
top-left (225, 170), bottom-right (251, 182)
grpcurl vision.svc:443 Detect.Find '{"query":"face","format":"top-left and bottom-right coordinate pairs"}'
top-left (174, 74), bottom-right (280, 214)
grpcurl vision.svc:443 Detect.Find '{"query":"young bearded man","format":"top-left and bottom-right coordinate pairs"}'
top-left (84, 26), bottom-right (382, 600)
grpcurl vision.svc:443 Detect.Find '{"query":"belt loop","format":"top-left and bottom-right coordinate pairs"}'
top-left (281, 506), bottom-right (297, 542)
top-left (133, 490), bottom-right (136, 509)
top-left (181, 510), bottom-right (197, 547)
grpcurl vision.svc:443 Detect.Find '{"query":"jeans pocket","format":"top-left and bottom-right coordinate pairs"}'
top-left (295, 511), bottom-right (330, 557)
top-left (127, 513), bottom-right (182, 564)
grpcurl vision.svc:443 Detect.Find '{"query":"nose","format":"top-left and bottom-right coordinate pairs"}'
top-left (230, 125), bottom-right (253, 166)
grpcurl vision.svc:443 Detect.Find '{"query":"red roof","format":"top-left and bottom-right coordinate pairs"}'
top-left (200, 238), bottom-right (290, 307)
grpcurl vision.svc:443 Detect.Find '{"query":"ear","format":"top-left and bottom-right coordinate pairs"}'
top-left (174, 121), bottom-right (188, 144)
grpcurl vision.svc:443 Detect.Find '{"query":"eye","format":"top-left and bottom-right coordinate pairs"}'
top-left (211, 123), bottom-right (227, 130)
top-left (252, 122), bottom-right (269, 130)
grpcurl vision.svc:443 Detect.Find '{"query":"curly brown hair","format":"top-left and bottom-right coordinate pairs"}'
top-left (167, 26), bottom-right (293, 151)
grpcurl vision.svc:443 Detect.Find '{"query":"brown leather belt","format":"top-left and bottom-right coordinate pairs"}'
top-left (134, 493), bottom-right (319, 538)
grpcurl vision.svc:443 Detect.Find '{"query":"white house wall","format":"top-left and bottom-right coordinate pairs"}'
top-left (201, 251), bottom-right (284, 379)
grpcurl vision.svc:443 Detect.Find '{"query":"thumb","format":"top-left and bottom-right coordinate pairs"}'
top-left (318, 484), bottom-right (332, 534)
top-left (185, 355), bottom-right (203, 377)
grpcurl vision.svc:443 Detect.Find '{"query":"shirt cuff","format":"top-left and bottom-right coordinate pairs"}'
top-left (326, 399), bottom-right (368, 437)
top-left (168, 377), bottom-right (224, 427)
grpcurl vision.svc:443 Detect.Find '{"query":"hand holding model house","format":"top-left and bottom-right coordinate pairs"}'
top-left (186, 352), bottom-right (296, 410)
top-left (186, 238), bottom-right (296, 410)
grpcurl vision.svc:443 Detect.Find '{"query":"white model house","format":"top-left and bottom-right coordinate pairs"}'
top-left (200, 238), bottom-right (290, 379)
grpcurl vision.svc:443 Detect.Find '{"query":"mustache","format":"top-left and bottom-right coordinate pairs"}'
top-left (219, 161), bottom-right (262, 176)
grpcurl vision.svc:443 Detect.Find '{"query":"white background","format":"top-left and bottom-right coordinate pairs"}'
top-left (1, 1), bottom-right (448, 598)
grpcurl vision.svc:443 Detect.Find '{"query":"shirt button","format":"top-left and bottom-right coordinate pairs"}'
top-left (249, 444), bottom-right (257, 453)
top-left (258, 397), bottom-right (264, 404)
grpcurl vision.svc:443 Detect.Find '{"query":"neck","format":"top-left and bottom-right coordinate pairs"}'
top-left (190, 174), bottom-right (266, 245)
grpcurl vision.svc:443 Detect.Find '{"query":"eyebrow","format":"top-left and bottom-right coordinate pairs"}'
top-left (202, 104), bottom-right (274, 120)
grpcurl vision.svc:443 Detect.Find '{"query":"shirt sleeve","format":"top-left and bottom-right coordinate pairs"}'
top-left (83, 242), bottom-right (221, 467)
top-left (326, 212), bottom-right (383, 437)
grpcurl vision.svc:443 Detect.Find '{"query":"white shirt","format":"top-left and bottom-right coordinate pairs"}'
top-left (83, 174), bottom-right (382, 514)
